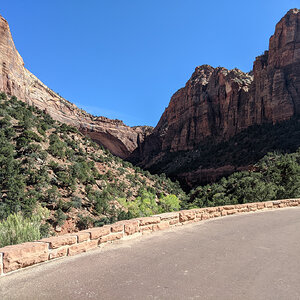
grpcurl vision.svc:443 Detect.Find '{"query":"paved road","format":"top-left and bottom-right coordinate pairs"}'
top-left (1, 207), bottom-right (300, 300)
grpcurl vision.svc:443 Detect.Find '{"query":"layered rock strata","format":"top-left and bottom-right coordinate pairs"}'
top-left (0, 14), bottom-right (152, 158)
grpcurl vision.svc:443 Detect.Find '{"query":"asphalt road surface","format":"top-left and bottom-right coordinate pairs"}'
top-left (1, 207), bottom-right (300, 300)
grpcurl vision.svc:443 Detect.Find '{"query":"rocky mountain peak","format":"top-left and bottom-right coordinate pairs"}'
top-left (268, 7), bottom-right (300, 68)
top-left (190, 65), bottom-right (214, 85)
top-left (131, 8), bottom-right (300, 188)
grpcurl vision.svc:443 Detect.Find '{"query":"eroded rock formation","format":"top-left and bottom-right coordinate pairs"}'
top-left (0, 14), bottom-right (152, 158)
top-left (131, 8), bottom-right (300, 187)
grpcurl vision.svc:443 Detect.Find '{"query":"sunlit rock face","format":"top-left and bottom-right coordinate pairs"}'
top-left (0, 14), bottom-right (152, 158)
top-left (252, 8), bottom-right (300, 124)
top-left (131, 9), bottom-right (300, 186)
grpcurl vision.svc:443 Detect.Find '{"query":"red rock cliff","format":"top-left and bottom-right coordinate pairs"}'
top-left (0, 14), bottom-right (151, 158)
top-left (131, 9), bottom-right (300, 185)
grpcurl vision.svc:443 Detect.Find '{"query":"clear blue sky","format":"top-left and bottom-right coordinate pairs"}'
top-left (0, 1), bottom-right (298, 126)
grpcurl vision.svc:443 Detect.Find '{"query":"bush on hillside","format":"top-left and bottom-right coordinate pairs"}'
top-left (0, 206), bottom-right (49, 247)
top-left (188, 152), bottom-right (300, 208)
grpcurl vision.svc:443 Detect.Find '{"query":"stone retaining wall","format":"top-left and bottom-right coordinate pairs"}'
top-left (1, 199), bottom-right (300, 276)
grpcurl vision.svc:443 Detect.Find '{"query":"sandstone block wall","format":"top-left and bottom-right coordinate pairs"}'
top-left (1, 199), bottom-right (300, 276)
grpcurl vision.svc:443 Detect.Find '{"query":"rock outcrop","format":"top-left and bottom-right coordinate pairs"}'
top-left (131, 8), bottom-right (300, 187)
top-left (0, 14), bottom-right (152, 158)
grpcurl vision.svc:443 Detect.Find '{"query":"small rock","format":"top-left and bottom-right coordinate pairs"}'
top-left (55, 225), bottom-right (62, 232)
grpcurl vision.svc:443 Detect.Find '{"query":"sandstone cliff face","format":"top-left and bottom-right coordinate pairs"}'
top-left (0, 14), bottom-right (151, 158)
top-left (153, 66), bottom-right (253, 153)
top-left (252, 8), bottom-right (300, 123)
top-left (132, 9), bottom-right (300, 187)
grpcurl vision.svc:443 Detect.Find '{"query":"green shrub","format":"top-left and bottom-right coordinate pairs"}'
top-left (76, 214), bottom-right (93, 230)
top-left (44, 186), bottom-right (60, 204)
top-left (0, 206), bottom-right (49, 247)
top-left (71, 196), bottom-right (82, 208)
top-left (48, 134), bottom-right (66, 158)
top-left (56, 171), bottom-right (75, 188)
top-left (54, 208), bottom-right (67, 226)
top-left (39, 222), bottom-right (51, 238)
top-left (159, 195), bottom-right (180, 212)
top-left (118, 190), bottom-right (158, 218)
top-left (0, 92), bottom-right (7, 100)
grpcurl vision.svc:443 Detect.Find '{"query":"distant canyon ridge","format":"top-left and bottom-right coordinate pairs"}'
top-left (0, 14), bottom-right (153, 158)
top-left (0, 9), bottom-right (300, 188)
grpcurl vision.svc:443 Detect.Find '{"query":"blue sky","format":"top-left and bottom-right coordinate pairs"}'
top-left (0, 1), bottom-right (298, 126)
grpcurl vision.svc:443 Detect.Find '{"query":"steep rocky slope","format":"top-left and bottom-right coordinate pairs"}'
top-left (0, 14), bottom-right (151, 158)
top-left (0, 93), bottom-right (185, 236)
top-left (131, 8), bottom-right (300, 188)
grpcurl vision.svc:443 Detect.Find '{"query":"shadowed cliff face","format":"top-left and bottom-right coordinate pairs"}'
top-left (131, 8), bottom-right (300, 188)
top-left (0, 15), bottom-right (152, 158)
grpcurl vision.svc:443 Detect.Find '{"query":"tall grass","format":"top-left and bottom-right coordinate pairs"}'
top-left (0, 206), bottom-right (49, 247)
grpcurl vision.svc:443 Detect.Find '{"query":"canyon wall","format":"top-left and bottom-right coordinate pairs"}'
top-left (131, 9), bottom-right (300, 187)
top-left (0, 14), bottom-right (152, 158)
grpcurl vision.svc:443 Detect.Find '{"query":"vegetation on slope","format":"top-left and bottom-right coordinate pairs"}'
top-left (2, 92), bottom-right (300, 248)
top-left (0, 93), bottom-right (185, 246)
top-left (187, 150), bottom-right (300, 208)
top-left (147, 118), bottom-right (300, 186)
